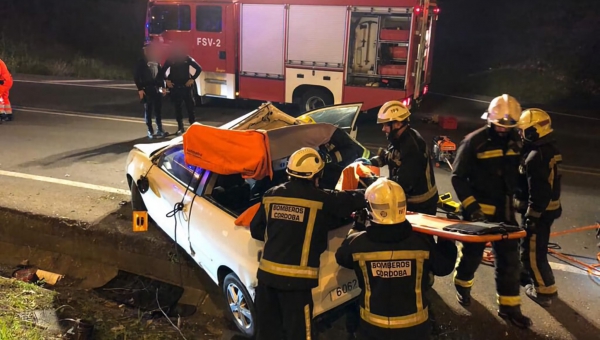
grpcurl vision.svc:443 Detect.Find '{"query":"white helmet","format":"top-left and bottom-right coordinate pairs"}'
top-left (365, 178), bottom-right (407, 225)
top-left (481, 94), bottom-right (522, 128)
top-left (286, 147), bottom-right (325, 179)
top-left (377, 100), bottom-right (411, 124)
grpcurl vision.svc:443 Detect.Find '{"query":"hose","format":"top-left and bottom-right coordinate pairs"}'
top-left (482, 222), bottom-right (600, 285)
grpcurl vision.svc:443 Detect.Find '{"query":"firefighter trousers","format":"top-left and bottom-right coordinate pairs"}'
top-left (255, 283), bottom-right (315, 340)
top-left (520, 214), bottom-right (557, 296)
top-left (454, 238), bottom-right (522, 309)
top-left (170, 86), bottom-right (196, 129)
top-left (0, 89), bottom-right (12, 118)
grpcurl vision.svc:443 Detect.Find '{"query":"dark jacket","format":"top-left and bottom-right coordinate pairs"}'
top-left (514, 135), bottom-right (562, 220)
top-left (335, 221), bottom-right (457, 339)
top-left (451, 126), bottom-right (522, 223)
top-left (133, 56), bottom-right (165, 91)
top-left (250, 179), bottom-right (366, 290)
top-left (162, 56), bottom-right (202, 86)
top-left (370, 127), bottom-right (438, 213)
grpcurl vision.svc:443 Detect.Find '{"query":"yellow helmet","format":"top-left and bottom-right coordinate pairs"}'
top-left (518, 108), bottom-right (553, 141)
top-left (377, 101), bottom-right (411, 124)
top-left (286, 147), bottom-right (324, 179)
top-left (296, 114), bottom-right (316, 124)
top-left (482, 94), bottom-right (521, 128)
top-left (365, 178), bottom-right (407, 225)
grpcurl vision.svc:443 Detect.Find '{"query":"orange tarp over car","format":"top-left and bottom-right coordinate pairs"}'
top-left (183, 122), bottom-right (340, 180)
top-left (183, 123), bottom-right (274, 180)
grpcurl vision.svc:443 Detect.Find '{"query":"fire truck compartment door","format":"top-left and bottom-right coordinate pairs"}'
top-left (286, 5), bottom-right (348, 68)
top-left (194, 3), bottom-right (235, 98)
top-left (240, 4), bottom-right (286, 78)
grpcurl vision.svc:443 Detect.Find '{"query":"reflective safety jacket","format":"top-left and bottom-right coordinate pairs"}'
top-left (250, 180), bottom-right (366, 290)
top-left (451, 126), bottom-right (522, 222)
top-left (335, 221), bottom-right (457, 339)
top-left (515, 135), bottom-right (562, 220)
top-left (370, 127), bottom-right (438, 213)
top-left (0, 59), bottom-right (13, 92)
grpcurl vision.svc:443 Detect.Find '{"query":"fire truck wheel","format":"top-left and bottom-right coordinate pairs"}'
top-left (299, 88), bottom-right (333, 112)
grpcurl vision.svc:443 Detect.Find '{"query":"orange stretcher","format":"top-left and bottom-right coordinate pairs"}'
top-left (405, 212), bottom-right (526, 243)
top-left (336, 161), bottom-right (527, 243)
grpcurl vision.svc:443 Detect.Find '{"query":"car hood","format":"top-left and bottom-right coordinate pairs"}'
top-left (220, 102), bottom-right (302, 131)
top-left (133, 136), bottom-right (183, 158)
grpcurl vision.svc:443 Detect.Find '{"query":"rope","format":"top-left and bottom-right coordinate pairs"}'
top-left (481, 222), bottom-right (600, 284)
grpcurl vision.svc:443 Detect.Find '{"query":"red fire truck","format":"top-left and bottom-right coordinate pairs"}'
top-left (145, 0), bottom-right (439, 112)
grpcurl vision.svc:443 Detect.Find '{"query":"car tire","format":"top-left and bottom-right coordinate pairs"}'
top-left (130, 180), bottom-right (147, 212)
top-left (299, 88), bottom-right (333, 113)
top-left (222, 273), bottom-right (257, 338)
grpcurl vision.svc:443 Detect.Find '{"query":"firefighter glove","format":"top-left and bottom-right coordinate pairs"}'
top-left (524, 216), bottom-right (539, 233)
top-left (470, 210), bottom-right (487, 222)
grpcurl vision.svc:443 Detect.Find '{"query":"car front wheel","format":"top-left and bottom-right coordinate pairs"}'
top-left (222, 273), bottom-right (257, 338)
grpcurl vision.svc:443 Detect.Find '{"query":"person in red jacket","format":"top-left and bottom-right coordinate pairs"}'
top-left (0, 59), bottom-right (13, 122)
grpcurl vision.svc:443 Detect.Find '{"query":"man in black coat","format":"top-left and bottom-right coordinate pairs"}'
top-left (162, 43), bottom-right (202, 134)
top-left (134, 42), bottom-right (167, 138)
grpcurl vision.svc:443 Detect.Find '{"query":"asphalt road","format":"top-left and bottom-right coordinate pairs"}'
top-left (1, 75), bottom-right (600, 339)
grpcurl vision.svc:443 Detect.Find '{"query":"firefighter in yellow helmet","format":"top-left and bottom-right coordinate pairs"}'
top-left (369, 101), bottom-right (438, 215)
top-left (335, 177), bottom-right (457, 340)
top-left (451, 94), bottom-right (532, 328)
top-left (250, 147), bottom-right (367, 340)
top-left (514, 108), bottom-right (562, 307)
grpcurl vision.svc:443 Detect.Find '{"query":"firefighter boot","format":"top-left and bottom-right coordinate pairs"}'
top-left (455, 285), bottom-right (471, 306)
top-left (524, 284), bottom-right (555, 308)
top-left (498, 306), bottom-right (533, 329)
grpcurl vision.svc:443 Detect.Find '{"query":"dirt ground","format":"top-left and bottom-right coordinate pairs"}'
top-left (0, 267), bottom-right (232, 340)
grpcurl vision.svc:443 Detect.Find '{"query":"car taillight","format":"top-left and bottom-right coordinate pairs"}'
top-left (423, 85), bottom-right (429, 95)
top-left (402, 98), bottom-right (412, 107)
top-left (414, 6), bottom-right (422, 15)
top-left (433, 7), bottom-right (440, 14)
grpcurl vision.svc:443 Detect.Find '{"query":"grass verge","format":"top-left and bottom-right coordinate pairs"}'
top-left (0, 277), bottom-right (56, 340)
top-left (0, 37), bottom-right (131, 81)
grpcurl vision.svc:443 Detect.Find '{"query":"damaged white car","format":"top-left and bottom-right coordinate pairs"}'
top-left (125, 102), bottom-right (369, 337)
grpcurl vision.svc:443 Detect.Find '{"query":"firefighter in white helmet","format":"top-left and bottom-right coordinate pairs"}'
top-left (336, 177), bottom-right (457, 340)
top-left (514, 108), bottom-right (562, 307)
top-left (451, 94), bottom-right (532, 328)
top-left (250, 147), bottom-right (367, 340)
top-left (369, 101), bottom-right (439, 215)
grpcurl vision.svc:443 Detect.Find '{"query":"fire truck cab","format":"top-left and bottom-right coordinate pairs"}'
top-left (145, 0), bottom-right (439, 111)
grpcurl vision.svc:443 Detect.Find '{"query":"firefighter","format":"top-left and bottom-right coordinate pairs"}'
top-left (250, 147), bottom-right (367, 340)
top-left (134, 42), bottom-right (167, 138)
top-left (0, 58), bottom-right (14, 122)
top-left (451, 94), bottom-right (532, 328)
top-left (162, 43), bottom-right (202, 134)
top-left (335, 177), bottom-right (457, 340)
top-left (369, 101), bottom-right (438, 215)
top-left (514, 108), bottom-right (562, 307)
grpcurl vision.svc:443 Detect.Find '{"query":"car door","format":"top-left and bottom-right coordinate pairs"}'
top-left (151, 144), bottom-right (205, 255)
top-left (298, 103), bottom-right (363, 139)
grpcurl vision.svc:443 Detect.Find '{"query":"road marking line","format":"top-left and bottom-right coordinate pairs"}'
top-left (15, 106), bottom-right (225, 128)
top-left (0, 170), bottom-right (130, 195)
top-left (106, 84), bottom-right (139, 87)
top-left (16, 107), bottom-right (178, 126)
top-left (550, 261), bottom-right (592, 276)
top-left (432, 92), bottom-right (600, 121)
top-left (40, 79), bottom-right (112, 83)
top-left (13, 79), bottom-right (136, 91)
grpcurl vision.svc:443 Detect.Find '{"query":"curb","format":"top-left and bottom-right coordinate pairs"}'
top-left (0, 205), bottom-right (225, 316)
